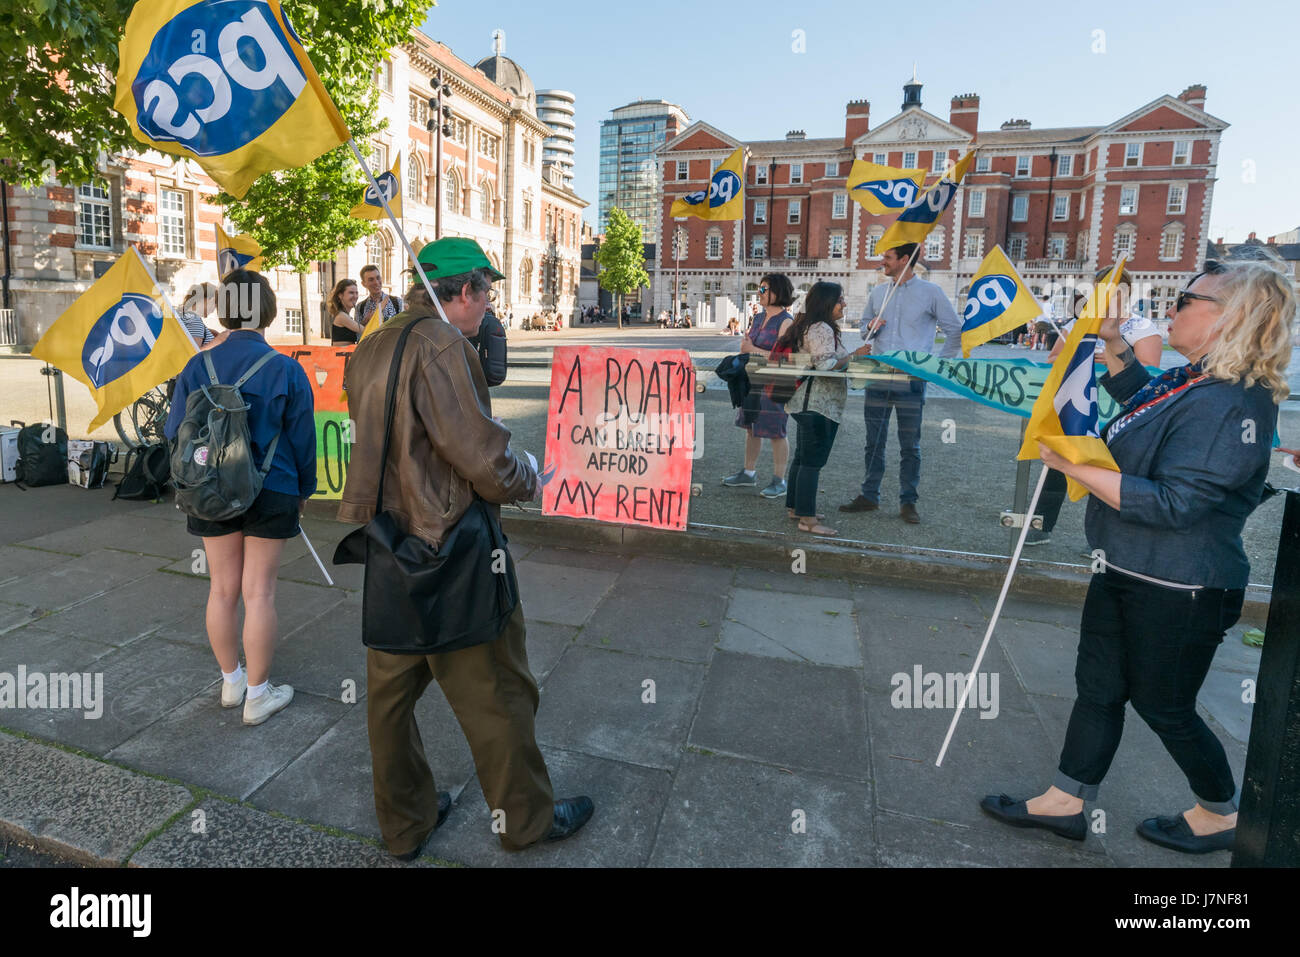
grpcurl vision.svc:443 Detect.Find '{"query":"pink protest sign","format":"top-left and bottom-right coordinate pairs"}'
top-left (543, 345), bottom-right (696, 531)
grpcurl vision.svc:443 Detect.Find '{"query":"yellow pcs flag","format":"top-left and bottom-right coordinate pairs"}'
top-left (351, 155), bottom-right (401, 221)
top-left (31, 249), bottom-right (197, 431)
top-left (959, 246), bottom-right (1042, 357)
top-left (669, 147), bottom-right (744, 221)
top-left (1017, 261), bottom-right (1127, 500)
top-left (877, 150), bottom-right (974, 255)
top-left (114, 0), bottom-right (351, 199)
top-left (846, 160), bottom-right (927, 216)
top-left (216, 223), bottom-right (263, 279)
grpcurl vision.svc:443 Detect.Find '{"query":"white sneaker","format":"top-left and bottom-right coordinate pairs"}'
top-left (221, 673), bottom-right (247, 708)
top-left (243, 683), bottom-right (294, 726)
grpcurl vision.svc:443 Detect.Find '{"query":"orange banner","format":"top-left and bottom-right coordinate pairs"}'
top-left (275, 345), bottom-right (354, 499)
top-left (543, 346), bottom-right (696, 531)
top-left (274, 344), bottom-right (352, 413)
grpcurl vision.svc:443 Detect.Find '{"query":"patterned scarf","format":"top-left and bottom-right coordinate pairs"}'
top-left (1106, 357), bottom-right (1208, 441)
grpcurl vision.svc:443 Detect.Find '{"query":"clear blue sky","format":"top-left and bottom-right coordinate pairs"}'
top-left (422, 0), bottom-right (1300, 242)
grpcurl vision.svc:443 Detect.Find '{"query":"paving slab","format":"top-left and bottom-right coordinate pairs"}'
top-left (0, 635), bottom-right (216, 754)
top-left (0, 731), bottom-right (193, 865)
top-left (0, 550), bottom-right (165, 616)
top-left (0, 600), bottom-right (45, 633)
top-left (689, 652), bottom-right (870, 778)
top-left (720, 587), bottom-right (860, 667)
top-left (876, 810), bottom-right (1109, 868)
top-left (649, 751), bottom-right (875, 867)
top-left (736, 566), bottom-right (855, 600)
top-left (997, 618), bottom-right (1081, 699)
top-left (987, 595), bottom-right (1084, 631)
top-left (272, 596), bottom-right (367, 702)
top-left (19, 511), bottom-right (199, 561)
top-left (1195, 669), bottom-right (1257, 746)
top-left (0, 546), bottom-right (74, 587)
top-left (250, 684), bottom-right (476, 842)
top-left (1029, 693), bottom-right (1237, 869)
top-left (854, 582), bottom-right (987, 624)
top-left (513, 560), bottom-right (619, 626)
top-left (535, 645), bottom-right (705, 769)
top-left (107, 689), bottom-right (350, 800)
top-left (0, 623), bottom-right (119, 676)
top-left (618, 556), bottom-right (735, 596)
top-left (863, 692), bottom-right (1106, 854)
top-left (522, 546), bottom-right (631, 573)
top-left (430, 747), bottom-right (671, 867)
top-left (279, 551), bottom-right (363, 591)
top-left (579, 584), bottom-right (725, 662)
top-left (35, 571), bottom-right (210, 647)
top-left (130, 797), bottom-right (414, 868)
top-left (0, 487), bottom-right (154, 547)
top-left (525, 619), bottom-right (578, 683)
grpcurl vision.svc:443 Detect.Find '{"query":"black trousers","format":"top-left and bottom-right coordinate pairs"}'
top-left (785, 411), bottom-right (838, 517)
top-left (1054, 572), bottom-right (1244, 812)
top-left (1039, 467), bottom-right (1068, 532)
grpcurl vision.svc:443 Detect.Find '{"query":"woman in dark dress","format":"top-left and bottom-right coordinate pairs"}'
top-left (721, 273), bottom-right (794, 498)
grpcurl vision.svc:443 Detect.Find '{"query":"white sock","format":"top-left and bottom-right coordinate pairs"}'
top-left (742, 469), bottom-right (756, 477)
top-left (222, 664), bottom-right (244, 684)
top-left (247, 680), bottom-right (268, 701)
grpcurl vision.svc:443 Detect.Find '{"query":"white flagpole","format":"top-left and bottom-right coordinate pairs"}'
top-left (299, 527), bottom-right (334, 587)
top-left (347, 139), bottom-right (449, 326)
top-left (935, 462), bottom-right (1050, 766)
top-left (865, 241), bottom-right (923, 342)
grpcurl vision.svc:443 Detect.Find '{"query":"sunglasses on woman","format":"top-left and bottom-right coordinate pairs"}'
top-left (1175, 289), bottom-right (1219, 312)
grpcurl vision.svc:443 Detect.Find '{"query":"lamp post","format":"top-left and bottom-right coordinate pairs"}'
top-left (767, 160), bottom-right (776, 260)
top-left (426, 69), bottom-right (454, 240)
top-left (673, 220), bottom-right (684, 325)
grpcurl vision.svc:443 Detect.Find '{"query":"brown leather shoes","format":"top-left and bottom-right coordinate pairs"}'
top-left (839, 495), bottom-right (879, 513)
top-left (900, 504), bottom-right (921, 524)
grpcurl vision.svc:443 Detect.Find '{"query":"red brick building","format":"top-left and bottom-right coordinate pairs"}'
top-left (653, 80), bottom-right (1225, 326)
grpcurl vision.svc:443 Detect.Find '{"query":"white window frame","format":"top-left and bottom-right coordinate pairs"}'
top-left (77, 181), bottom-right (112, 249)
top-left (974, 154), bottom-right (990, 173)
top-left (159, 188), bottom-right (187, 258)
top-left (1077, 231), bottom-right (1090, 259)
top-left (1011, 194), bottom-right (1029, 222)
top-left (751, 235), bottom-right (767, 258)
top-left (1057, 154), bottom-right (1073, 176)
top-left (825, 161), bottom-right (839, 178)
top-left (931, 151), bottom-right (948, 174)
top-left (406, 153), bottom-right (423, 204)
top-left (831, 192), bottom-right (847, 219)
top-left (1115, 227), bottom-right (1136, 260)
top-left (828, 233), bottom-right (846, 259)
top-left (705, 230), bottom-right (723, 260)
top-left (1124, 142), bottom-right (1142, 167)
top-left (865, 230), bottom-right (882, 258)
top-left (1052, 195), bottom-right (1069, 220)
top-left (283, 308), bottom-right (303, 336)
top-left (873, 152), bottom-right (888, 165)
top-left (968, 189), bottom-right (985, 218)
top-left (755, 165), bottom-right (768, 185)
top-left (789, 162), bottom-right (803, 184)
top-left (374, 59), bottom-right (392, 93)
top-left (1172, 140), bottom-right (1191, 166)
top-left (1166, 184), bottom-right (1186, 215)
top-left (787, 198), bottom-right (801, 224)
top-left (902, 151), bottom-right (917, 169)
top-left (784, 236), bottom-right (800, 258)
top-left (676, 160), bottom-right (689, 181)
top-left (1015, 155), bottom-right (1031, 177)
top-left (754, 199), bottom-right (767, 224)
top-left (962, 231), bottom-right (984, 259)
top-left (1160, 226), bottom-right (1184, 261)
top-left (1119, 186), bottom-right (1138, 216)
top-left (1007, 236), bottom-right (1026, 260)
top-left (925, 230), bottom-right (944, 261)
top-left (1046, 236), bottom-right (1067, 260)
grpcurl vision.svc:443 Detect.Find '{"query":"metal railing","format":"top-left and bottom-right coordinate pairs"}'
top-left (0, 309), bottom-right (17, 347)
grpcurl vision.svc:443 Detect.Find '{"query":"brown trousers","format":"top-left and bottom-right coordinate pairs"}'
top-left (366, 603), bottom-right (554, 853)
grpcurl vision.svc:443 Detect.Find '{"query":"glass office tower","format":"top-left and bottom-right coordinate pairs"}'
top-left (598, 99), bottom-right (690, 241)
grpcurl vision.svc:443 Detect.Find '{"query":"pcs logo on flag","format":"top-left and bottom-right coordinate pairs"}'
top-left (81, 294), bottom-right (164, 388)
top-left (218, 248), bottom-right (255, 276)
top-left (131, 1), bottom-right (308, 155)
top-left (962, 275), bottom-right (1020, 328)
top-left (678, 168), bottom-right (741, 209)
top-left (1054, 336), bottom-right (1101, 438)
top-left (364, 171), bottom-right (399, 206)
top-left (850, 178), bottom-right (918, 210)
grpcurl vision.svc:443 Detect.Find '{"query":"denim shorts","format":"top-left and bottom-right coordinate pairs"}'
top-left (186, 488), bottom-right (302, 540)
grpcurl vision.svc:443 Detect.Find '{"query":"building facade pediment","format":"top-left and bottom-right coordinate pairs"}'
top-left (1101, 95), bottom-right (1228, 136)
top-left (656, 121), bottom-right (740, 155)
top-left (854, 108), bottom-right (972, 148)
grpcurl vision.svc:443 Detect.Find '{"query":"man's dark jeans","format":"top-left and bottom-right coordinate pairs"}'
top-left (1054, 571), bottom-right (1245, 813)
top-left (861, 379), bottom-right (925, 504)
top-left (786, 411), bottom-right (838, 517)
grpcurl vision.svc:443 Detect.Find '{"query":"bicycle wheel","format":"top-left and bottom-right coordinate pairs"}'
top-left (114, 388), bottom-right (170, 448)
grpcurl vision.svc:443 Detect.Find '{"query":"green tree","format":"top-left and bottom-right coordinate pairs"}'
top-left (595, 207), bottom-right (649, 329)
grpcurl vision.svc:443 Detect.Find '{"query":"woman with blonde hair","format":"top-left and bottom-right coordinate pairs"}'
top-left (328, 278), bottom-right (362, 344)
top-left (981, 258), bottom-right (1295, 854)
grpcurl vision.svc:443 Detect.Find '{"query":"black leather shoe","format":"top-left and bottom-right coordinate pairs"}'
top-left (979, 794), bottom-right (1086, 841)
top-left (839, 495), bottom-right (879, 513)
top-left (900, 503), bottom-right (921, 524)
top-left (393, 791), bottom-right (452, 861)
top-left (546, 796), bottom-right (594, 842)
top-left (1136, 814), bottom-right (1235, 854)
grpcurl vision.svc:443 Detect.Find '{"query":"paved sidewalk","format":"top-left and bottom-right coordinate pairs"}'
top-left (0, 485), bottom-right (1262, 867)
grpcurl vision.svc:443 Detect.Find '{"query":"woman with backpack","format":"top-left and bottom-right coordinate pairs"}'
top-left (775, 281), bottom-right (867, 537)
top-left (163, 269), bottom-right (318, 727)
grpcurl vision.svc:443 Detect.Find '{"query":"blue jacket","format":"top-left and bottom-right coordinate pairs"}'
top-left (164, 331), bottom-right (317, 499)
top-left (1086, 361), bottom-right (1278, 588)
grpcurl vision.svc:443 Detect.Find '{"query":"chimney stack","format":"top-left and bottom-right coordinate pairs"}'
top-left (785, 130), bottom-right (806, 141)
top-left (1178, 84), bottom-right (1207, 110)
top-left (949, 93), bottom-right (979, 137)
top-left (844, 99), bottom-right (871, 146)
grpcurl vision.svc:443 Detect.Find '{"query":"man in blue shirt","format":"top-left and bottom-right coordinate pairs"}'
top-left (840, 243), bottom-right (962, 524)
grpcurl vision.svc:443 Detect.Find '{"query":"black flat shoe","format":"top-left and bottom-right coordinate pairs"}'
top-left (546, 796), bottom-right (594, 842)
top-left (979, 794), bottom-right (1086, 841)
top-left (1136, 814), bottom-right (1235, 854)
top-left (393, 791), bottom-right (452, 861)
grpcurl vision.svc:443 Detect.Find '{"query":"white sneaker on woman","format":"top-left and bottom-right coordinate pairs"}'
top-left (221, 673), bottom-right (247, 708)
top-left (243, 683), bottom-right (293, 726)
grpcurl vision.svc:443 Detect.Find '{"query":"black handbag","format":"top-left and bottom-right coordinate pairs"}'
top-left (333, 316), bottom-right (520, 654)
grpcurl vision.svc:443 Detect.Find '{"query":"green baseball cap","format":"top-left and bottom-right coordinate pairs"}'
top-left (414, 237), bottom-right (504, 281)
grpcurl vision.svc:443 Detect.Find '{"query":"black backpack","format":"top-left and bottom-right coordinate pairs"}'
top-left (13, 422), bottom-right (68, 488)
top-left (114, 444), bottom-right (171, 502)
top-left (471, 311), bottom-right (508, 386)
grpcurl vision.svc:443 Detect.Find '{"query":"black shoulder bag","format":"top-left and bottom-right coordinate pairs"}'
top-left (333, 316), bottom-right (520, 654)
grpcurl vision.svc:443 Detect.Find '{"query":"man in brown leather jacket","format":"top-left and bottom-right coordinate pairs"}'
top-left (340, 237), bottom-right (593, 858)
